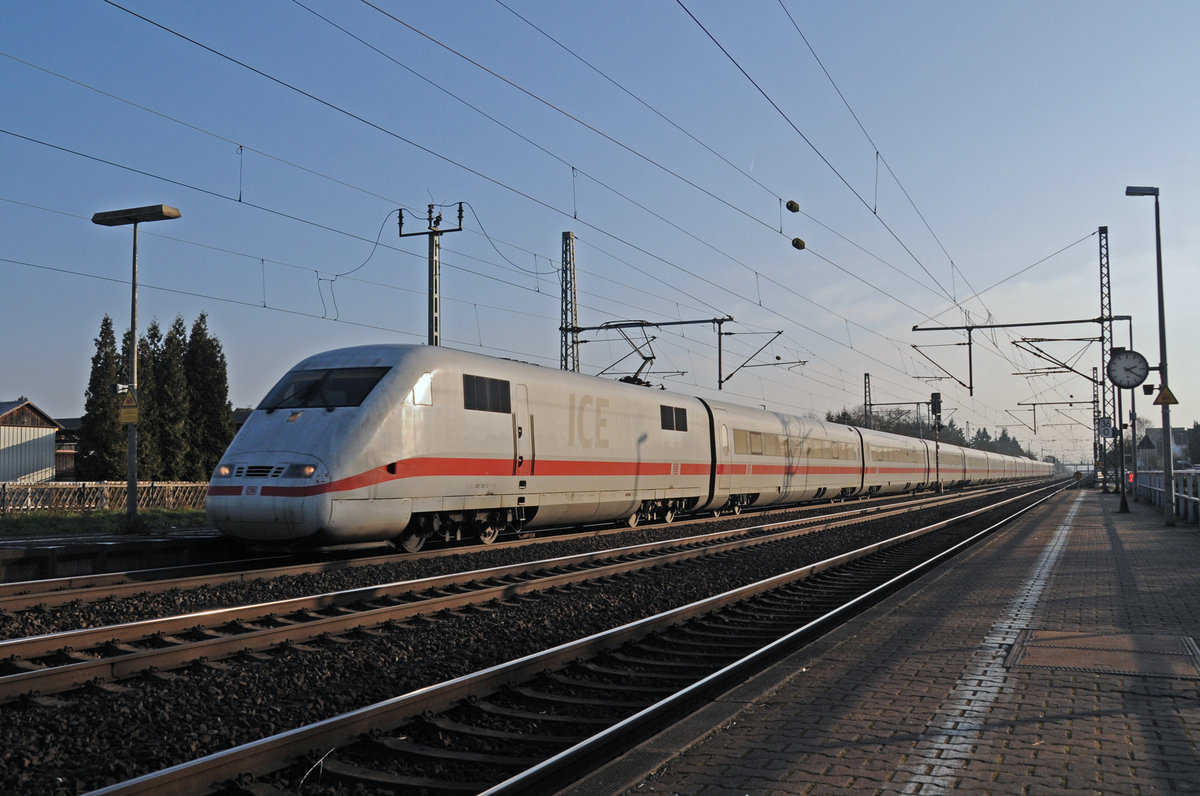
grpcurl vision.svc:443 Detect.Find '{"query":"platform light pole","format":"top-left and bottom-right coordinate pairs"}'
top-left (91, 204), bottom-right (182, 532)
top-left (1124, 185), bottom-right (1174, 525)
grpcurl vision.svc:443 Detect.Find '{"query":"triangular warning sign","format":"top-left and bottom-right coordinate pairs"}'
top-left (122, 391), bottom-right (138, 408)
top-left (1153, 386), bottom-right (1179, 406)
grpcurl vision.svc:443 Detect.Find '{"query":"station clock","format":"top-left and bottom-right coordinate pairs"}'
top-left (1106, 348), bottom-right (1150, 388)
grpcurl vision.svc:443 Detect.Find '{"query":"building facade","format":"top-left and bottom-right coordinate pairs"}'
top-left (0, 399), bottom-right (60, 483)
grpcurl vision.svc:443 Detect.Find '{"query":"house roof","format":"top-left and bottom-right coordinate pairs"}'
top-left (0, 399), bottom-right (62, 429)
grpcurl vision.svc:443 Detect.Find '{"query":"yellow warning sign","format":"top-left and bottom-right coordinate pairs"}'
top-left (1153, 386), bottom-right (1179, 406)
top-left (119, 390), bottom-right (139, 424)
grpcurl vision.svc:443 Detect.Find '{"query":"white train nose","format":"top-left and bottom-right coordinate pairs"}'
top-left (206, 454), bottom-right (331, 541)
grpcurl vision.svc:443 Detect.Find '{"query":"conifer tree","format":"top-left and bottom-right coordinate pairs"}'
top-left (132, 322), bottom-right (163, 480)
top-left (155, 317), bottom-right (192, 480)
top-left (184, 312), bottom-right (234, 480)
top-left (77, 316), bottom-right (124, 480)
top-left (81, 312), bottom-right (235, 483)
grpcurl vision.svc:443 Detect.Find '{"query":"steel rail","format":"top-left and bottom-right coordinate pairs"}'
top-left (485, 482), bottom-right (1072, 794)
top-left (0, 489), bottom-right (989, 702)
top-left (0, 553), bottom-right (300, 598)
top-left (0, 483), bottom-right (1026, 608)
top-left (84, 483), bottom-right (1065, 795)
top-left (1, 485), bottom-right (1004, 658)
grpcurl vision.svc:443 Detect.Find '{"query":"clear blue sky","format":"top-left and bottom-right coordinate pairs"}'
top-left (2, 1), bottom-right (1197, 466)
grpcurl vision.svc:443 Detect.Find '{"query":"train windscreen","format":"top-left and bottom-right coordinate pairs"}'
top-left (258, 366), bottom-right (390, 411)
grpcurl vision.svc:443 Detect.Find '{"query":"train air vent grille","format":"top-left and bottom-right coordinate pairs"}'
top-left (244, 465), bottom-right (283, 478)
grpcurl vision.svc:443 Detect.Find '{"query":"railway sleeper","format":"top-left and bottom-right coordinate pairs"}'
top-left (471, 698), bottom-right (613, 727)
top-left (511, 684), bottom-right (648, 711)
top-left (607, 650), bottom-right (725, 672)
top-left (683, 620), bottom-right (797, 639)
top-left (372, 735), bottom-right (544, 767)
top-left (0, 659), bottom-right (41, 674)
top-left (581, 660), bottom-right (699, 683)
top-left (663, 626), bottom-right (777, 646)
top-left (420, 713), bottom-right (586, 746)
top-left (632, 641), bottom-right (758, 664)
top-left (548, 670), bottom-right (676, 697)
top-left (319, 756), bottom-right (489, 793)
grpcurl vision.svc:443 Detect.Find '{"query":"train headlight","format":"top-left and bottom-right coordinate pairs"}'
top-left (283, 463), bottom-right (317, 479)
top-left (214, 464), bottom-right (233, 478)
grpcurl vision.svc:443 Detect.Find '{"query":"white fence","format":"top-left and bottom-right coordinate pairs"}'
top-left (1133, 469), bottom-right (1200, 524)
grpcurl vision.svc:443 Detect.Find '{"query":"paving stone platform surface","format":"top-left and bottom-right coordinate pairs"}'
top-left (569, 488), bottom-right (1200, 795)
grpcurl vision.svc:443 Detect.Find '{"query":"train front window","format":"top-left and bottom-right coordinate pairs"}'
top-left (259, 366), bottom-right (390, 411)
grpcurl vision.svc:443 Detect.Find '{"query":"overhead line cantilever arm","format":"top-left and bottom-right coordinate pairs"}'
top-left (911, 315), bottom-right (1130, 333)
top-left (1012, 340), bottom-right (1101, 385)
top-left (911, 315), bottom-right (1133, 397)
top-left (719, 330), bottom-right (796, 389)
top-left (912, 332), bottom-right (973, 394)
top-left (567, 316), bottom-right (734, 333)
top-left (566, 316), bottom-right (734, 389)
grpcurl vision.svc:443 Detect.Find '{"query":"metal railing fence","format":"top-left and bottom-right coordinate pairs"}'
top-left (1133, 469), bottom-right (1200, 524)
top-left (0, 482), bottom-right (207, 515)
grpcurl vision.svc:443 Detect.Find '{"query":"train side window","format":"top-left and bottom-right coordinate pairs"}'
top-left (749, 432), bottom-right (763, 455)
top-left (659, 405), bottom-right (688, 431)
top-left (721, 425), bottom-right (729, 455)
top-left (463, 374), bottom-right (511, 413)
top-left (761, 434), bottom-right (778, 456)
top-left (407, 372), bottom-right (433, 406)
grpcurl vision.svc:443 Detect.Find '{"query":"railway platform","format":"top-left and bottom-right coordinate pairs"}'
top-left (570, 487), bottom-right (1200, 794)
top-left (0, 527), bottom-right (231, 582)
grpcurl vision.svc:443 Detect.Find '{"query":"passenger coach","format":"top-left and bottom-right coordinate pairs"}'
top-left (206, 344), bottom-right (1052, 549)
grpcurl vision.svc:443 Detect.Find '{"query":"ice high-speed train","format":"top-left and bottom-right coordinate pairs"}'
top-left (206, 345), bottom-right (1052, 549)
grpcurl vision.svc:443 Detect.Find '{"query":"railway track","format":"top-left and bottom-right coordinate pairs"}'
top-left (78, 482), bottom-right (1068, 794)
top-left (0, 486), bottom-right (1017, 704)
top-left (0, 484), bottom-right (1014, 612)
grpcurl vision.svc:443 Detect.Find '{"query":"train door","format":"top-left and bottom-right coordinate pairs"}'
top-left (714, 407), bottom-right (731, 491)
top-left (514, 383), bottom-right (533, 477)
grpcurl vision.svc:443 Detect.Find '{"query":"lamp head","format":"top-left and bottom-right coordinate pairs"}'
top-left (1125, 186), bottom-right (1159, 197)
top-left (92, 204), bottom-right (181, 226)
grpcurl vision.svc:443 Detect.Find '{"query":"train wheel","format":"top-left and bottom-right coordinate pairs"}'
top-left (663, 509), bottom-right (675, 524)
top-left (731, 503), bottom-right (741, 515)
top-left (478, 525), bottom-right (501, 545)
top-left (628, 512), bottom-right (639, 528)
top-left (399, 531), bottom-right (425, 553)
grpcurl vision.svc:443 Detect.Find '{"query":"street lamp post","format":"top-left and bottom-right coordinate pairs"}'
top-left (91, 204), bottom-right (181, 532)
top-left (1124, 186), bottom-right (1174, 525)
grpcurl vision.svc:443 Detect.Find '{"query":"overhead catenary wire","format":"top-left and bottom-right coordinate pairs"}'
top-left (5, 5), bottom-right (1091, 452)
top-left (0, 105), bottom-right (1075, 438)
top-left (18, 7), bottom-right (968, 365)
top-left (676, 0), bottom-right (959, 307)
top-left (0, 91), bottom-right (1070, 441)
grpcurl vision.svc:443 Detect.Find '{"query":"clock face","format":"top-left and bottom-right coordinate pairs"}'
top-left (1107, 349), bottom-right (1150, 388)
